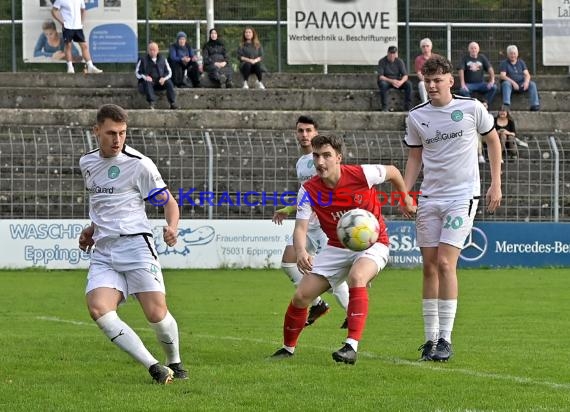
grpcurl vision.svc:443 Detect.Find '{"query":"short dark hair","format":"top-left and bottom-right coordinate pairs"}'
top-left (296, 115), bottom-right (318, 130)
top-left (421, 54), bottom-right (453, 76)
top-left (96, 104), bottom-right (128, 125)
top-left (311, 134), bottom-right (345, 155)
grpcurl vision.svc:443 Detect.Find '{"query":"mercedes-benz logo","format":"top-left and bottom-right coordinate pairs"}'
top-left (460, 226), bottom-right (488, 262)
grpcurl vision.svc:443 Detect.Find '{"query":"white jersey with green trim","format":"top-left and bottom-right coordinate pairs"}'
top-left (295, 153), bottom-right (320, 228)
top-left (405, 96), bottom-right (494, 199)
top-left (80, 145), bottom-right (167, 242)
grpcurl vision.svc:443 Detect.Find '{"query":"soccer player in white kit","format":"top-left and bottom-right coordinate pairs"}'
top-left (404, 55), bottom-right (502, 361)
top-left (272, 116), bottom-right (349, 328)
top-left (78, 104), bottom-right (186, 384)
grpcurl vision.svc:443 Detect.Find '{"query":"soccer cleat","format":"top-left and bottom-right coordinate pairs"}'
top-left (417, 340), bottom-right (436, 361)
top-left (148, 363), bottom-right (174, 384)
top-left (87, 65), bottom-right (103, 74)
top-left (340, 317), bottom-right (348, 329)
top-left (168, 362), bottom-right (188, 380)
top-left (432, 338), bottom-right (453, 361)
top-left (305, 300), bottom-right (330, 326)
top-left (270, 347), bottom-right (294, 359)
top-left (332, 343), bottom-right (357, 365)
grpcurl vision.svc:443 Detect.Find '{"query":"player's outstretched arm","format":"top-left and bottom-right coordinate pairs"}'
top-left (484, 129), bottom-right (503, 213)
top-left (385, 165), bottom-right (417, 218)
top-left (162, 189), bottom-right (179, 247)
top-left (272, 205), bottom-right (297, 225)
top-left (293, 218), bottom-right (312, 275)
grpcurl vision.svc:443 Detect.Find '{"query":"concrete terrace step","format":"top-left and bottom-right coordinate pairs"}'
top-left (0, 72), bottom-right (568, 92)
top-left (0, 108), bottom-right (565, 132)
top-left (1, 86), bottom-right (567, 112)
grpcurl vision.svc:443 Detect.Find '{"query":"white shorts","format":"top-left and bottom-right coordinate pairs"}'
top-left (311, 242), bottom-right (389, 288)
top-left (286, 225), bottom-right (328, 256)
top-left (85, 234), bottom-right (165, 303)
top-left (416, 198), bottom-right (479, 248)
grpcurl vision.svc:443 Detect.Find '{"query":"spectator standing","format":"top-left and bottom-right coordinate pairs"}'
top-left (499, 45), bottom-right (540, 111)
top-left (377, 46), bottom-right (413, 111)
top-left (237, 27), bottom-right (266, 89)
top-left (202, 28), bottom-right (234, 88)
top-left (135, 42), bottom-right (178, 110)
top-left (457, 42), bottom-right (497, 107)
top-left (415, 38), bottom-right (433, 103)
top-left (51, 0), bottom-right (102, 74)
top-left (168, 31), bottom-right (201, 88)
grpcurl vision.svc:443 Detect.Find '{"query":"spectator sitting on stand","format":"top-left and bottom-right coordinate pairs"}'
top-left (168, 31), bottom-right (201, 88)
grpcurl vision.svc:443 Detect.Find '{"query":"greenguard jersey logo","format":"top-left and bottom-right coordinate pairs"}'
top-left (150, 264), bottom-right (159, 274)
top-left (108, 166), bottom-right (120, 179)
top-left (451, 110), bottom-right (463, 122)
top-left (306, 159), bottom-right (314, 169)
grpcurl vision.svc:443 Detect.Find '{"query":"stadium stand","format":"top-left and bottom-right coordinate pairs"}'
top-left (0, 72), bottom-right (568, 222)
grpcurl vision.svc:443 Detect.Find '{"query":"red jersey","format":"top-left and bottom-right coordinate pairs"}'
top-left (300, 164), bottom-right (389, 248)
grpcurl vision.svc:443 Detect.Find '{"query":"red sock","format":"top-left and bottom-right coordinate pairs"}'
top-left (283, 301), bottom-right (308, 348)
top-left (347, 287), bottom-right (369, 341)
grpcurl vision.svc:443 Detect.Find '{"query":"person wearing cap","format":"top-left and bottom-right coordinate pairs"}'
top-left (168, 31), bottom-right (201, 88)
top-left (377, 46), bottom-right (413, 111)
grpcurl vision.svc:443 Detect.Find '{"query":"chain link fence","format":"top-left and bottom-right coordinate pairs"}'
top-left (1, 126), bottom-right (567, 222)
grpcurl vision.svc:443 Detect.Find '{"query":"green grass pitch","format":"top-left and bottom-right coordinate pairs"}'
top-left (0, 268), bottom-right (569, 411)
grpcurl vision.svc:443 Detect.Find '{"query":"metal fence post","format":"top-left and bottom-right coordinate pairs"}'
top-left (204, 131), bottom-right (214, 220)
top-left (549, 135), bottom-right (560, 222)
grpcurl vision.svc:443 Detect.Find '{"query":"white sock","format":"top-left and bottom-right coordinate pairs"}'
top-left (345, 338), bottom-right (358, 351)
top-left (438, 299), bottom-right (458, 342)
top-left (66, 61), bottom-right (73, 69)
top-left (96, 311), bottom-right (158, 368)
top-left (331, 281), bottom-right (349, 311)
top-left (283, 345), bottom-right (295, 354)
top-left (282, 262), bottom-right (321, 306)
top-left (148, 311), bottom-right (181, 365)
top-left (86, 60), bottom-right (94, 68)
top-left (423, 299), bottom-right (439, 342)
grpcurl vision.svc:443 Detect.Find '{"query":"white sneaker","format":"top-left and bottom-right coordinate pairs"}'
top-left (87, 65), bottom-right (103, 74)
top-left (67, 66), bottom-right (75, 74)
top-left (478, 155), bottom-right (486, 164)
top-left (255, 80), bottom-right (265, 89)
top-left (515, 137), bottom-right (529, 148)
top-left (242, 81), bottom-right (249, 89)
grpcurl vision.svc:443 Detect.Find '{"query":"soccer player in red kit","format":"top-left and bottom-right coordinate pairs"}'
top-left (270, 134), bottom-right (416, 364)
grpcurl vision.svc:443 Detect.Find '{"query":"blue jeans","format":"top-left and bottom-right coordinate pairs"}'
top-left (501, 81), bottom-right (539, 108)
top-left (458, 82), bottom-right (497, 106)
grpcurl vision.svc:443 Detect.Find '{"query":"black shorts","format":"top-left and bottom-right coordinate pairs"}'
top-left (62, 28), bottom-right (86, 44)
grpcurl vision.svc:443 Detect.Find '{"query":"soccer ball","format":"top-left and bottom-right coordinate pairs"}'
top-left (336, 208), bottom-right (380, 251)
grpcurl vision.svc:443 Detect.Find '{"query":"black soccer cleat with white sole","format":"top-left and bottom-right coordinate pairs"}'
top-left (270, 347), bottom-right (294, 359)
top-left (431, 338), bottom-right (453, 361)
top-left (305, 300), bottom-right (330, 326)
top-left (148, 363), bottom-right (174, 384)
top-left (417, 340), bottom-right (436, 361)
top-left (332, 343), bottom-right (357, 365)
top-left (168, 362), bottom-right (188, 379)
